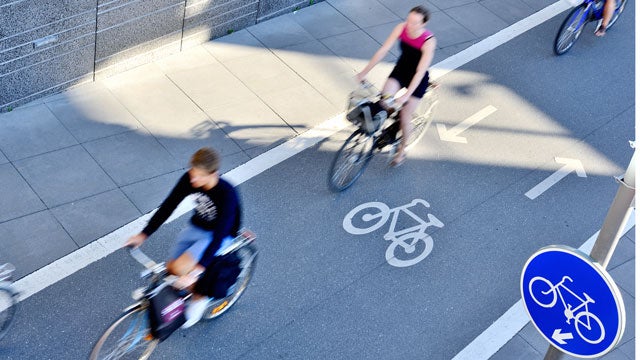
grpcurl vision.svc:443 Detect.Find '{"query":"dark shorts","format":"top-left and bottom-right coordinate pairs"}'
top-left (389, 66), bottom-right (430, 99)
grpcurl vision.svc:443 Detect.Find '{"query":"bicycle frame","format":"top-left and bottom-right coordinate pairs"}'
top-left (382, 199), bottom-right (443, 251)
top-left (544, 276), bottom-right (596, 327)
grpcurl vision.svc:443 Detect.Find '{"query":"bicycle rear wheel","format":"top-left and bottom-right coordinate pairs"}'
top-left (203, 243), bottom-right (257, 320)
top-left (90, 305), bottom-right (158, 360)
top-left (405, 89), bottom-right (438, 150)
top-left (554, 5), bottom-right (589, 55)
top-left (606, 0), bottom-right (627, 29)
top-left (328, 130), bottom-right (375, 192)
top-left (0, 284), bottom-right (17, 341)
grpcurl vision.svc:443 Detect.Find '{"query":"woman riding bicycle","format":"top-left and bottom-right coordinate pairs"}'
top-left (356, 5), bottom-right (436, 166)
top-left (125, 147), bottom-right (242, 328)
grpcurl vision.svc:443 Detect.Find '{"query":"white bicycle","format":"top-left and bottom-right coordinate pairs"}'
top-left (343, 199), bottom-right (444, 267)
top-left (529, 275), bottom-right (605, 344)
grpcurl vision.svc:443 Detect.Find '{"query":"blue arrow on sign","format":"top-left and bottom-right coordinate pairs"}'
top-left (521, 246), bottom-right (625, 358)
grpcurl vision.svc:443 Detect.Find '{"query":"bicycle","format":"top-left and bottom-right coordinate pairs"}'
top-left (554, 0), bottom-right (627, 55)
top-left (90, 230), bottom-right (257, 360)
top-left (343, 199), bottom-right (444, 267)
top-left (328, 81), bottom-right (438, 192)
top-left (529, 275), bottom-right (605, 344)
top-left (0, 263), bottom-right (18, 342)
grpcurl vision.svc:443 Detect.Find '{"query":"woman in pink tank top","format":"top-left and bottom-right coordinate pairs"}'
top-left (357, 6), bottom-right (436, 166)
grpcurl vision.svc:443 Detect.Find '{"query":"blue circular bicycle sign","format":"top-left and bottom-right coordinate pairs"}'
top-left (521, 246), bottom-right (625, 358)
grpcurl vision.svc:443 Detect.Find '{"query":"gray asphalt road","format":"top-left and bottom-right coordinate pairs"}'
top-left (0, 5), bottom-right (633, 360)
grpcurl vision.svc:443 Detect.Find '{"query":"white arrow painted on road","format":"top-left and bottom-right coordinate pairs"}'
top-left (436, 105), bottom-right (497, 143)
top-left (552, 328), bottom-right (574, 344)
top-left (525, 157), bottom-right (587, 200)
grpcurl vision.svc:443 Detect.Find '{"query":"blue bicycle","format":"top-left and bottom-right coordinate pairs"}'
top-left (554, 0), bottom-right (627, 55)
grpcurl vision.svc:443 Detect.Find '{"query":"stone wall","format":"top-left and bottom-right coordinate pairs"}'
top-left (0, 0), bottom-right (321, 111)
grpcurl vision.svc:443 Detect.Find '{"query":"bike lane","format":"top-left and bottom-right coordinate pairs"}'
top-left (0, 3), bottom-right (634, 360)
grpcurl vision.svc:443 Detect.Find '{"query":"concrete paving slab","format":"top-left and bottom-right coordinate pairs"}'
top-left (0, 163), bottom-right (45, 223)
top-left (320, 29), bottom-right (396, 72)
top-left (425, 11), bottom-right (477, 47)
top-left (243, 138), bottom-right (289, 159)
top-left (429, 0), bottom-right (476, 10)
top-left (433, 39), bottom-right (479, 63)
top-left (257, 83), bottom-right (340, 131)
top-left (490, 334), bottom-right (541, 359)
top-left (520, 0), bottom-right (558, 12)
top-left (618, 288), bottom-right (635, 346)
top-left (206, 98), bottom-right (297, 150)
top-left (50, 189), bottom-right (141, 247)
top-left (45, 84), bottom-right (142, 143)
top-left (153, 45), bottom-right (218, 73)
top-left (327, 0), bottom-right (401, 29)
top-left (247, 12), bottom-right (316, 48)
top-left (0, 211), bottom-right (77, 279)
top-left (600, 347), bottom-right (634, 359)
top-left (0, 104), bottom-right (78, 161)
top-left (363, 21), bottom-right (401, 57)
top-left (480, 0), bottom-right (536, 25)
top-left (272, 40), bottom-right (356, 107)
top-left (609, 258), bottom-right (634, 297)
top-left (518, 322), bottom-right (553, 354)
top-left (377, 0), bottom-right (435, 19)
top-left (13, 145), bottom-right (116, 208)
top-left (608, 235), bottom-right (635, 270)
top-left (618, 338), bottom-right (635, 359)
top-left (218, 150), bottom-right (252, 174)
top-left (103, 62), bottom-right (245, 159)
top-left (290, 1), bottom-right (358, 39)
top-left (447, 3), bottom-right (510, 38)
top-left (83, 129), bottom-right (182, 187)
top-left (120, 170), bottom-right (184, 214)
top-left (155, 120), bottom-right (244, 162)
top-left (164, 61), bottom-right (257, 111)
top-left (201, 29), bottom-right (267, 63)
top-left (222, 51), bottom-right (308, 96)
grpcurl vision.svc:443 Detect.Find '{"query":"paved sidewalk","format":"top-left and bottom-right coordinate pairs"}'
top-left (0, 0), bottom-right (633, 358)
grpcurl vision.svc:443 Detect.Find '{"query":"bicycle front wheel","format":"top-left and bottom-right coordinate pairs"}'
top-left (328, 130), bottom-right (375, 192)
top-left (90, 305), bottom-right (158, 360)
top-left (0, 284), bottom-right (18, 341)
top-left (606, 0), bottom-right (627, 29)
top-left (405, 90), bottom-right (438, 150)
top-left (554, 5), bottom-right (589, 55)
top-left (203, 243), bottom-right (257, 320)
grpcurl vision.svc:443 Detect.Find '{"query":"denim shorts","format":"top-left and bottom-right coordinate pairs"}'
top-left (171, 224), bottom-right (234, 261)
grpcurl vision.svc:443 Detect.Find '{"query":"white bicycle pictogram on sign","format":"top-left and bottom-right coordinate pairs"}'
top-left (343, 199), bottom-right (444, 267)
top-left (529, 275), bottom-right (605, 344)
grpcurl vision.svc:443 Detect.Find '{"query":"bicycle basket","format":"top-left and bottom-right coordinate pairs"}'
top-left (346, 101), bottom-right (387, 135)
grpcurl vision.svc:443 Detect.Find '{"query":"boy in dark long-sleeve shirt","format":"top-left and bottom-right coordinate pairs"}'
top-left (125, 147), bottom-right (241, 328)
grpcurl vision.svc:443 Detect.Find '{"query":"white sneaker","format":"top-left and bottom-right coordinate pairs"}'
top-left (181, 297), bottom-right (210, 329)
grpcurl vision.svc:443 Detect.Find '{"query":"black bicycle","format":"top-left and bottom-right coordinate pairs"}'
top-left (328, 82), bottom-right (438, 192)
top-left (90, 230), bottom-right (257, 360)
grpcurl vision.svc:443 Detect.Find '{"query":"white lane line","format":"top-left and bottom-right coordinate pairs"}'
top-left (452, 210), bottom-right (636, 360)
top-left (13, 1), bottom-right (571, 302)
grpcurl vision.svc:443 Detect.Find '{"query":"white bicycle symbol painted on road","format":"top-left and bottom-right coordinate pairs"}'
top-left (343, 199), bottom-right (444, 267)
top-left (529, 275), bottom-right (605, 344)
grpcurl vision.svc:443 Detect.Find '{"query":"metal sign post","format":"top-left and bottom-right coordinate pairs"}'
top-left (540, 147), bottom-right (635, 360)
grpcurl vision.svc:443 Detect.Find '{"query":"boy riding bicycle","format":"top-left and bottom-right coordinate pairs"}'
top-left (125, 147), bottom-right (241, 328)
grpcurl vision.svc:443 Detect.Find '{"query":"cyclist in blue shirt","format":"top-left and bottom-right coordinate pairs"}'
top-left (356, 6), bottom-right (436, 166)
top-left (125, 147), bottom-right (241, 328)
